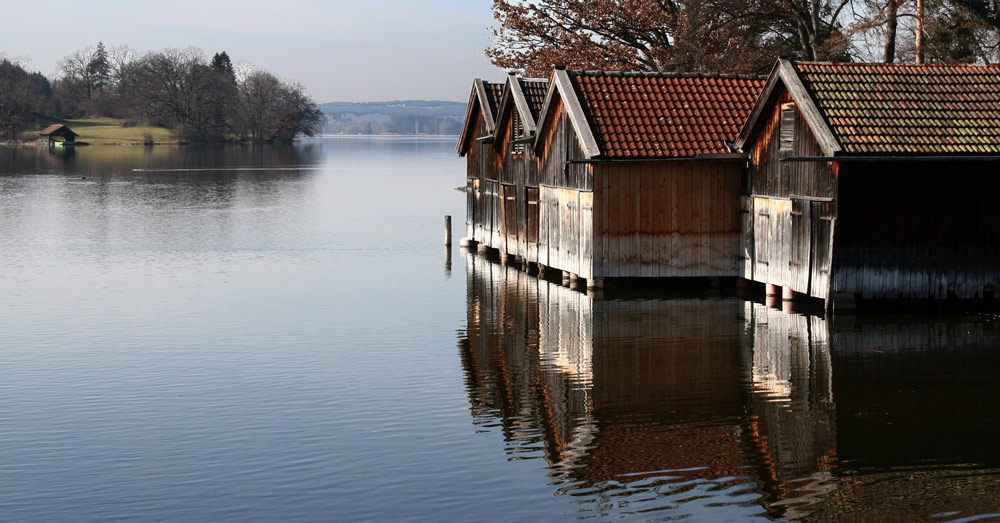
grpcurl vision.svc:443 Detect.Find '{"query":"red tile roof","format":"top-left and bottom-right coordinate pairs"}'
top-left (569, 71), bottom-right (765, 158)
top-left (794, 62), bottom-right (1000, 155)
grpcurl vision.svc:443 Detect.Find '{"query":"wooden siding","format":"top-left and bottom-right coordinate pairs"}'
top-left (466, 111), bottom-right (504, 248)
top-left (833, 164), bottom-right (1000, 299)
top-left (539, 186), bottom-right (593, 278)
top-left (748, 197), bottom-right (835, 299)
top-left (538, 98), bottom-right (592, 191)
top-left (592, 162), bottom-right (742, 279)
top-left (493, 97), bottom-right (542, 259)
top-left (745, 89), bottom-right (837, 299)
top-left (748, 90), bottom-right (835, 201)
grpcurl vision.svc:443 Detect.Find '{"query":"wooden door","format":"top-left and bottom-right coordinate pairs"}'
top-left (789, 199), bottom-right (812, 294)
top-left (809, 201), bottom-right (836, 299)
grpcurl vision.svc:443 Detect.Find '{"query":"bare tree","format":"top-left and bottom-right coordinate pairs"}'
top-left (487, 0), bottom-right (856, 75)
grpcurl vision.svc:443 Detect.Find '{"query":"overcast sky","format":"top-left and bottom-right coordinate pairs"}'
top-left (0, 0), bottom-right (505, 103)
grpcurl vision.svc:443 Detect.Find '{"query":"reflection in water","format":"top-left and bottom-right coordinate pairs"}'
top-left (460, 254), bottom-right (1000, 520)
top-left (460, 254), bottom-right (835, 520)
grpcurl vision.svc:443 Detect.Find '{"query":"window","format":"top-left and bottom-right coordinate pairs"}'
top-left (779, 102), bottom-right (796, 153)
top-left (512, 113), bottom-right (525, 156)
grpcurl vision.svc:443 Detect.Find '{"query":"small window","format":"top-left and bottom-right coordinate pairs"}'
top-left (779, 102), bottom-right (796, 153)
top-left (512, 113), bottom-right (525, 156)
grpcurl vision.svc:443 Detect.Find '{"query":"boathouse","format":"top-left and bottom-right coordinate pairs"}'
top-left (457, 78), bottom-right (504, 248)
top-left (39, 124), bottom-right (78, 144)
top-left (735, 59), bottom-right (1000, 304)
top-left (529, 69), bottom-right (765, 288)
top-left (490, 73), bottom-right (549, 261)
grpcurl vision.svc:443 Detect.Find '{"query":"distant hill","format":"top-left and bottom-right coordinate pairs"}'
top-left (319, 100), bottom-right (466, 135)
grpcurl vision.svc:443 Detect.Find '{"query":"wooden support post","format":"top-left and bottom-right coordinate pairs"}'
top-left (444, 215), bottom-right (452, 246)
top-left (782, 299), bottom-right (795, 315)
top-left (782, 286), bottom-right (795, 301)
top-left (766, 283), bottom-right (780, 297)
top-left (587, 278), bottom-right (605, 291)
top-left (562, 271), bottom-right (571, 285)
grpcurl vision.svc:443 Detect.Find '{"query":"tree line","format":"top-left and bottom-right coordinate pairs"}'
top-left (0, 43), bottom-right (324, 142)
top-left (488, 0), bottom-right (1000, 76)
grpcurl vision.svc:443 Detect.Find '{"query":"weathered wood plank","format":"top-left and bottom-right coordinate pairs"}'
top-left (631, 163), bottom-right (641, 277)
top-left (640, 163), bottom-right (653, 277)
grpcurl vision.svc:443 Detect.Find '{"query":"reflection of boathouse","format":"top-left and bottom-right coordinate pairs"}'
top-left (459, 254), bottom-right (836, 519)
top-left (459, 252), bottom-right (1000, 518)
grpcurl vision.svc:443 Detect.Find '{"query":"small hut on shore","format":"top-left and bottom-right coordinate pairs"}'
top-left (735, 59), bottom-right (1000, 306)
top-left (39, 124), bottom-right (78, 144)
top-left (490, 73), bottom-right (549, 261)
top-left (528, 69), bottom-right (765, 288)
top-left (457, 79), bottom-right (504, 248)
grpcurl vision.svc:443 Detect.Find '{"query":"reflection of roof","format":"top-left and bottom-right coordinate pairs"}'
top-left (566, 71), bottom-right (764, 158)
top-left (570, 419), bottom-right (749, 481)
top-left (794, 62), bottom-right (1000, 154)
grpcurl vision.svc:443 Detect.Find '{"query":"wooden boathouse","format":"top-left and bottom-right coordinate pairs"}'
top-left (736, 59), bottom-right (1000, 306)
top-left (489, 73), bottom-right (549, 262)
top-left (457, 78), bottom-right (504, 247)
top-left (528, 69), bottom-right (765, 288)
top-left (39, 124), bottom-right (78, 145)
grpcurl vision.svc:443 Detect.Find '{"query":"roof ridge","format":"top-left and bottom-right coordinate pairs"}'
top-left (794, 60), bottom-right (1000, 70)
top-left (567, 69), bottom-right (765, 80)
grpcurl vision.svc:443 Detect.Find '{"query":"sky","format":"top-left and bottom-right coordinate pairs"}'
top-left (0, 0), bottom-right (505, 103)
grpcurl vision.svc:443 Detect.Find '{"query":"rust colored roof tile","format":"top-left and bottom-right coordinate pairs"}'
top-left (568, 71), bottom-right (765, 158)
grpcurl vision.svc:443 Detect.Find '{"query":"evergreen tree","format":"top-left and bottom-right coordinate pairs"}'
top-left (210, 51), bottom-right (234, 75)
top-left (86, 41), bottom-right (111, 92)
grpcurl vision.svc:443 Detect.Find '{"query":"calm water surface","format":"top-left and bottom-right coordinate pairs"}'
top-left (1, 138), bottom-right (999, 521)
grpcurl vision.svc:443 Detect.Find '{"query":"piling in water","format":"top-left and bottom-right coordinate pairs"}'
top-left (444, 215), bottom-right (452, 246)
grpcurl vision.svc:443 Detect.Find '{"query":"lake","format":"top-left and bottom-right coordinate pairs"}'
top-left (1, 137), bottom-right (999, 521)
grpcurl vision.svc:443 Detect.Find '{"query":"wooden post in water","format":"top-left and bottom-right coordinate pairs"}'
top-left (444, 215), bottom-right (452, 247)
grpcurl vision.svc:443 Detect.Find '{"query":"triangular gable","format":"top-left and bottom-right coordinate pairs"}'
top-left (735, 59), bottom-right (842, 157)
top-left (532, 69), bottom-right (601, 159)
top-left (494, 74), bottom-right (549, 145)
top-left (457, 78), bottom-right (503, 156)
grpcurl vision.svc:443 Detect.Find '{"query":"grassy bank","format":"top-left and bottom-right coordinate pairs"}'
top-left (24, 116), bottom-right (176, 145)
